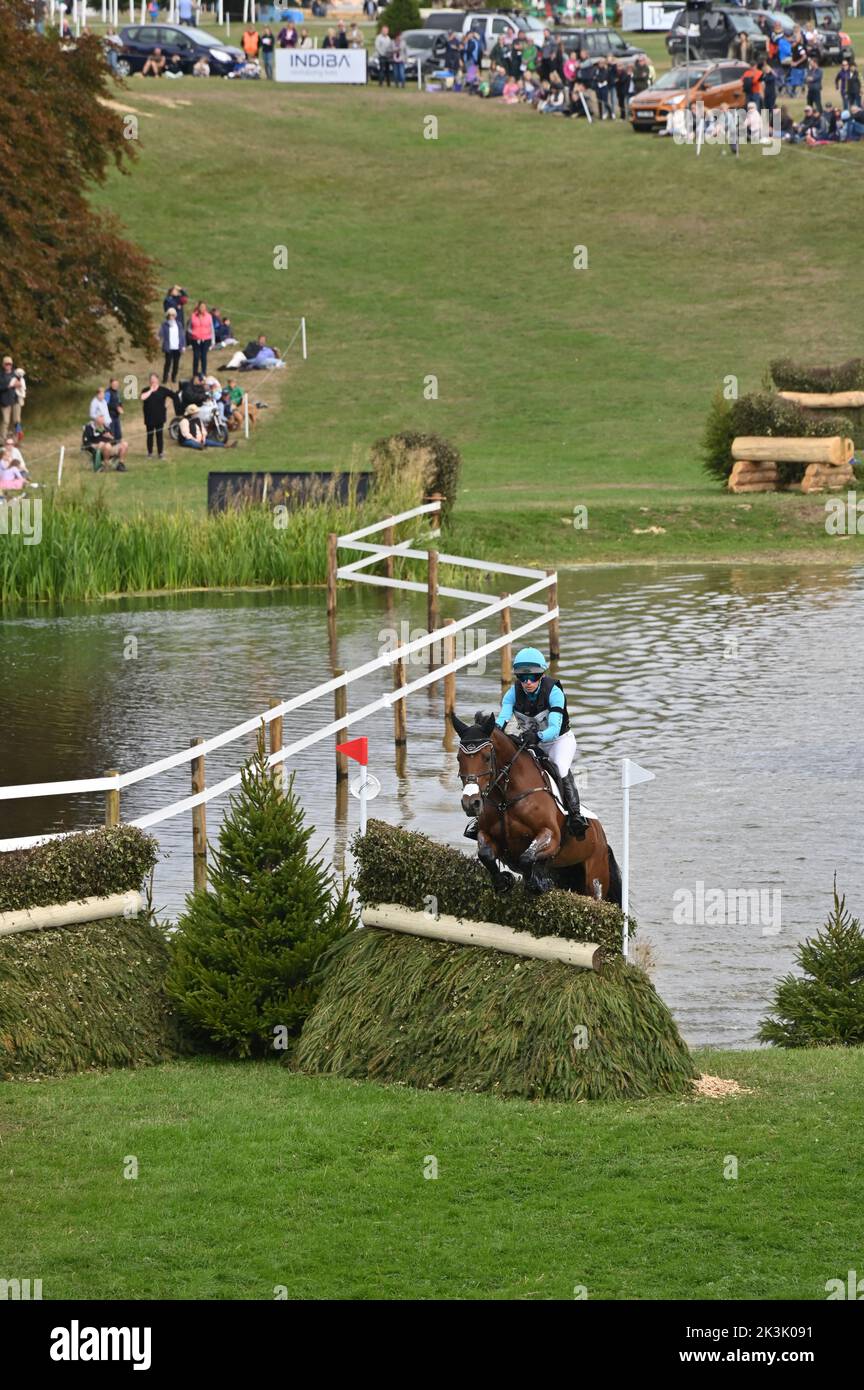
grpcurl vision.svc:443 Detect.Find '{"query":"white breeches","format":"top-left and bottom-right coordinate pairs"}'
top-left (542, 730), bottom-right (577, 778)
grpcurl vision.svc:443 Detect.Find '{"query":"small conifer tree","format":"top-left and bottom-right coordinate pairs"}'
top-left (759, 884), bottom-right (864, 1048)
top-left (167, 732), bottom-right (354, 1057)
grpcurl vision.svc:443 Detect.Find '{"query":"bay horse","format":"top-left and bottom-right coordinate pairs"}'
top-left (451, 710), bottom-right (622, 903)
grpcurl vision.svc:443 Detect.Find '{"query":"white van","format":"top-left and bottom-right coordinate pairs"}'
top-left (423, 9), bottom-right (547, 48)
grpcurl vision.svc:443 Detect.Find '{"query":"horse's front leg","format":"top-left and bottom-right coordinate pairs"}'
top-left (518, 826), bottom-right (558, 895)
top-left (477, 829), bottom-right (515, 895)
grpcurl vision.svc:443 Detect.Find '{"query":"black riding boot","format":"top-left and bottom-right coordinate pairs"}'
top-left (562, 772), bottom-right (588, 839)
top-left (464, 819), bottom-right (479, 841)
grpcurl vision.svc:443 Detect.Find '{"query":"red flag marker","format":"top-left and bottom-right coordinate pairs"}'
top-left (335, 736), bottom-right (368, 766)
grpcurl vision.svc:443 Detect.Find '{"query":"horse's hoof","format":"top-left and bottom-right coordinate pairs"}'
top-left (494, 872), bottom-right (515, 895)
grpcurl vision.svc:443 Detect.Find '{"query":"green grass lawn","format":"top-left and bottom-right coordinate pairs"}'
top-left (2, 1049), bottom-right (862, 1300)
top-left (19, 24), bottom-right (864, 565)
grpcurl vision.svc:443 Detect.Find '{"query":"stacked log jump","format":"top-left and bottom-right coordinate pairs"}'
top-left (728, 435), bottom-right (855, 494)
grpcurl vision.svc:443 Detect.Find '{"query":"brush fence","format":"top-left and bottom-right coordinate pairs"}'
top-left (729, 435), bottom-right (855, 494)
top-left (0, 501), bottom-right (559, 856)
top-left (361, 904), bottom-right (604, 972)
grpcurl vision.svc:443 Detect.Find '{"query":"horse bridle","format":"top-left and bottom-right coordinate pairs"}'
top-left (458, 735), bottom-right (555, 818)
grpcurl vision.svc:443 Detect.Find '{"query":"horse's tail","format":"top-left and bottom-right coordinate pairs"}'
top-left (607, 845), bottom-right (623, 907)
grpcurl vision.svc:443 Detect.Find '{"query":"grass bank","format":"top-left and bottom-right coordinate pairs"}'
top-left (1, 1049), bottom-right (861, 1299)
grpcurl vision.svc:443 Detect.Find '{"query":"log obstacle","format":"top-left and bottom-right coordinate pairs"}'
top-left (728, 435), bottom-right (856, 494)
top-left (361, 903), bottom-right (604, 972)
top-left (0, 890), bottom-right (144, 938)
top-left (778, 390), bottom-right (864, 410)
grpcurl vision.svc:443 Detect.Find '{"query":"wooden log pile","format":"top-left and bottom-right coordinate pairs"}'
top-left (728, 436), bottom-right (855, 494)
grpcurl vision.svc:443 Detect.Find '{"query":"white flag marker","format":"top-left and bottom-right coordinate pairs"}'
top-left (621, 758), bottom-right (655, 959)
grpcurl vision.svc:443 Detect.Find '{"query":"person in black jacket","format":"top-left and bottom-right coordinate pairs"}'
top-left (141, 373), bottom-right (179, 460)
top-left (163, 285), bottom-right (187, 329)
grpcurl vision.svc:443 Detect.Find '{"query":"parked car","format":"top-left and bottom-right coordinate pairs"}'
top-left (783, 3), bottom-right (853, 64)
top-left (749, 8), bottom-right (850, 67)
top-left (368, 29), bottom-right (448, 80)
top-left (423, 9), bottom-right (546, 46)
top-left (666, 6), bottom-right (766, 61)
top-left (114, 24), bottom-right (244, 78)
top-left (629, 60), bottom-right (749, 130)
top-left (554, 27), bottom-right (648, 64)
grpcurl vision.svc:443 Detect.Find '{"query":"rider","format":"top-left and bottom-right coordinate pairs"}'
top-left (465, 646), bottom-right (588, 840)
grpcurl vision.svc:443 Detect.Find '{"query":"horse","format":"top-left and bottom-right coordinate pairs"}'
top-left (451, 710), bottom-right (622, 903)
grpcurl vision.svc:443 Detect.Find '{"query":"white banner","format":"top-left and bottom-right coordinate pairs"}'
top-left (274, 50), bottom-right (367, 84)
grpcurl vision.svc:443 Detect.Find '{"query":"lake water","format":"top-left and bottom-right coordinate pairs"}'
top-left (2, 563), bottom-right (862, 1048)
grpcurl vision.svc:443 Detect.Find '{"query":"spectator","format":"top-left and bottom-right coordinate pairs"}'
top-left (242, 25), bottom-right (260, 61)
top-left (0, 357), bottom-right (20, 437)
top-left (443, 31), bottom-right (462, 75)
top-left (165, 54), bottom-right (184, 79)
top-left (141, 46), bottom-right (166, 77)
top-left (375, 25), bottom-right (394, 86)
top-left (103, 26), bottom-right (122, 73)
top-left (632, 54), bottom-right (651, 96)
top-left (188, 301), bottom-right (214, 377)
top-left (742, 60), bottom-right (763, 111)
top-left (147, 0), bottom-right (159, 23)
top-left (298, 29), bottom-right (312, 49)
top-left (616, 63), bottom-right (633, 120)
top-left (503, 73), bottom-right (521, 104)
top-left (140, 373), bottom-right (177, 460)
top-left (106, 377), bottom-right (124, 441)
top-left (322, 28), bottom-right (338, 50)
top-left (222, 335), bottom-right (283, 370)
top-left (464, 28), bottom-right (483, 90)
top-left (762, 62), bottom-right (777, 115)
top-left (211, 309), bottom-right (236, 346)
top-left (193, 56), bottom-right (210, 77)
top-left (392, 34), bottom-right (407, 89)
top-left (89, 386), bottom-right (113, 432)
top-left (164, 284), bottom-right (187, 328)
top-left (260, 26), bottom-right (275, 79)
top-left (363, 0), bottom-right (378, 16)
top-left (0, 448), bottom-right (27, 501)
top-left (82, 420), bottom-right (128, 471)
top-left (177, 404), bottom-right (235, 450)
top-left (594, 58), bottom-right (615, 119)
top-left (336, 22), bottom-right (349, 50)
top-left (348, 23), bottom-right (364, 49)
top-left (160, 306), bottom-right (186, 384)
top-left (278, 23), bottom-right (297, 48)
top-left (3, 435), bottom-right (29, 476)
top-left (806, 57), bottom-right (823, 113)
top-left (177, 0), bottom-right (194, 24)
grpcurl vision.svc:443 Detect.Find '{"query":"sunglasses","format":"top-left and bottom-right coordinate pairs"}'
top-left (516, 671), bottom-right (542, 684)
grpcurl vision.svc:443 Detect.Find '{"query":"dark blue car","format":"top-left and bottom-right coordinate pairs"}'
top-left (115, 24), bottom-right (244, 78)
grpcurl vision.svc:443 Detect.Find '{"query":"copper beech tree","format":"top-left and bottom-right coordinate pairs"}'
top-left (0, 3), bottom-right (156, 380)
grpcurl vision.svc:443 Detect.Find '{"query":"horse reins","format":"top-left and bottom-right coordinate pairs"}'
top-left (458, 736), bottom-right (558, 848)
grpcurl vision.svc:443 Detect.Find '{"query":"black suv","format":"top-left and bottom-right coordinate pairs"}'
top-left (554, 27), bottom-right (648, 63)
top-left (115, 24), bottom-right (244, 78)
top-left (666, 6), bottom-right (767, 61)
top-left (784, 3), bottom-right (850, 65)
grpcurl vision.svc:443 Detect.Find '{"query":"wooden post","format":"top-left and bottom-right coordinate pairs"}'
top-left (427, 548), bottom-right (439, 674)
top-left (384, 522), bottom-right (394, 581)
top-left (334, 672), bottom-right (348, 782)
top-left (393, 656), bottom-right (407, 749)
top-left (191, 739), bottom-right (207, 893)
top-left (269, 698), bottom-right (283, 795)
top-left (500, 596), bottom-right (512, 693)
top-left (546, 569), bottom-right (560, 661)
top-left (443, 618), bottom-right (456, 717)
top-left (327, 533), bottom-right (338, 658)
top-left (104, 770), bottom-right (120, 827)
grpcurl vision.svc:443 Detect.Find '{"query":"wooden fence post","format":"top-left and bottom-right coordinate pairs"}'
top-left (191, 739), bottom-right (207, 893)
top-left (427, 548), bottom-right (439, 675)
top-left (384, 522), bottom-right (394, 581)
top-left (104, 770), bottom-right (120, 827)
top-left (269, 698), bottom-right (283, 795)
top-left (546, 569), bottom-right (560, 661)
top-left (327, 532), bottom-right (338, 656)
top-left (393, 656), bottom-right (407, 749)
top-left (500, 595), bottom-right (512, 693)
top-left (334, 671), bottom-right (348, 782)
top-left (443, 618), bottom-right (456, 718)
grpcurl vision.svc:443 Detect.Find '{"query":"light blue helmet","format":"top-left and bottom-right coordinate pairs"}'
top-left (512, 647), bottom-right (548, 674)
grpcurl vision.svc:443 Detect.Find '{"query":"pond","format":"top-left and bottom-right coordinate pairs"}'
top-left (2, 563), bottom-right (861, 1048)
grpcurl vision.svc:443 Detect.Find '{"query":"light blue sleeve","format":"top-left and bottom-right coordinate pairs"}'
top-left (496, 686), bottom-right (516, 727)
top-left (539, 687), bottom-right (565, 742)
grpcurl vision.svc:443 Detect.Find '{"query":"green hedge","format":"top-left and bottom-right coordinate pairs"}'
top-left (770, 358), bottom-right (864, 394)
top-left (369, 432), bottom-right (462, 523)
top-left (703, 391), bottom-right (856, 486)
top-left (296, 931), bottom-right (696, 1102)
top-left (354, 819), bottom-right (628, 954)
top-left (0, 825), bottom-right (158, 912)
top-left (0, 915), bottom-right (178, 1079)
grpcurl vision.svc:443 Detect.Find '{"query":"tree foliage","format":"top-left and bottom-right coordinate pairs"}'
top-left (759, 884), bottom-right (864, 1048)
top-left (379, 0), bottom-right (423, 35)
top-left (0, 3), bottom-right (156, 379)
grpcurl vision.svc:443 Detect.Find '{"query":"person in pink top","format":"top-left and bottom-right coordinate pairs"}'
top-left (503, 76), bottom-right (521, 104)
top-left (188, 301), bottom-right (215, 377)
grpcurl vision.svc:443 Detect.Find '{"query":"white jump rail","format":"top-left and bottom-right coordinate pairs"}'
top-left (0, 501), bottom-right (558, 852)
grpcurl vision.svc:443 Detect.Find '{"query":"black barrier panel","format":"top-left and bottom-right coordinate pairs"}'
top-left (207, 471), bottom-right (374, 514)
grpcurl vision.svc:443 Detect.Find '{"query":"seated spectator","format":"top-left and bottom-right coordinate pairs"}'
top-left (0, 439), bottom-right (30, 496)
top-left (502, 74), bottom-right (521, 104)
top-left (211, 309), bottom-right (237, 346)
top-left (82, 421), bottom-right (128, 471)
top-left (89, 386), bottom-right (113, 432)
top-left (3, 435), bottom-right (30, 476)
top-left (193, 56), bottom-right (210, 77)
top-left (141, 47), bottom-right (166, 77)
top-left (539, 72), bottom-right (566, 114)
top-left (165, 54), bottom-right (184, 79)
top-left (223, 334), bottom-right (284, 370)
top-left (177, 403), bottom-right (236, 449)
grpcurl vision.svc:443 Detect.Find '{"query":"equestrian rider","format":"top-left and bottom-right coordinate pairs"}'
top-left (465, 646), bottom-right (588, 840)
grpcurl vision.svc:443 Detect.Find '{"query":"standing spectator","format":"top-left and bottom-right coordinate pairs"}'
top-left (806, 56), bottom-right (823, 112)
top-left (164, 284), bottom-right (187, 329)
top-left (188, 301), bottom-right (214, 377)
top-left (260, 26), bottom-right (275, 79)
top-left (278, 23), bottom-right (297, 48)
top-left (147, 0), bottom-right (159, 22)
top-left (348, 23), bottom-right (364, 48)
top-left (322, 28), bottom-right (338, 50)
top-left (106, 377), bottom-right (124, 441)
top-left (762, 62), bottom-right (777, 115)
top-left (177, 0), bottom-right (194, 25)
top-left (336, 21), bottom-right (349, 50)
top-left (363, 0), bottom-right (378, 17)
top-left (848, 63), bottom-right (862, 109)
top-left (616, 63), bottom-right (633, 120)
top-left (594, 58), bottom-right (614, 119)
top-left (89, 386), bottom-right (113, 432)
top-left (0, 357), bottom-right (18, 437)
top-left (242, 25), bottom-right (260, 61)
top-left (160, 306), bottom-right (186, 384)
top-left (632, 54), bottom-right (651, 96)
top-left (443, 30), bottom-right (462, 75)
top-left (836, 58), bottom-right (853, 108)
top-left (141, 374), bottom-right (177, 460)
top-left (375, 25), bottom-right (394, 86)
top-left (11, 363), bottom-right (25, 440)
top-left (297, 28), bottom-right (312, 49)
top-left (392, 33), bottom-right (407, 89)
top-left (464, 28), bottom-right (482, 89)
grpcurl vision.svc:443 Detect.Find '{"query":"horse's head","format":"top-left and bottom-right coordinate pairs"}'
top-left (450, 709), bottom-right (498, 817)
